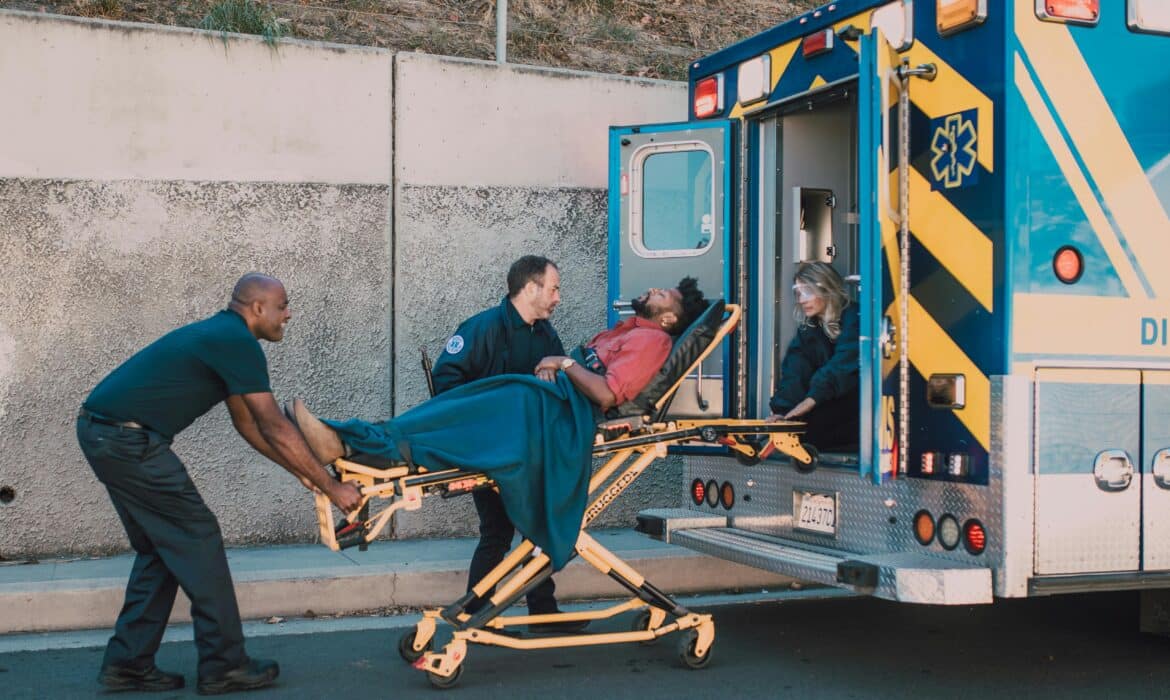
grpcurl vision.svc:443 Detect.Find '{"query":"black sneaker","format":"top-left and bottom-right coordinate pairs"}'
top-left (196, 658), bottom-right (279, 696)
top-left (526, 618), bottom-right (590, 635)
top-left (97, 663), bottom-right (185, 692)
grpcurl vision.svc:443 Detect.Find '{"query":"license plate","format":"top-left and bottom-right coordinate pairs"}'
top-left (793, 490), bottom-right (837, 535)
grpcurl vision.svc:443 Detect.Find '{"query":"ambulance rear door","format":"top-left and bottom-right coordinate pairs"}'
top-left (608, 121), bottom-right (736, 417)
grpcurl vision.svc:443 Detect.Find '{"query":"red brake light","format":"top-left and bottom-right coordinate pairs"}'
top-left (802, 29), bottom-right (834, 58)
top-left (691, 478), bottom-right (705, 505)
top-left (1053, 246), bottom-right (1083, 284)
top-left (693, 76), bottom-right (722, 119)
top-left (963, 519), bottom-right (987, 555)
top-left (1037, 0), bottom-right (1099, 25)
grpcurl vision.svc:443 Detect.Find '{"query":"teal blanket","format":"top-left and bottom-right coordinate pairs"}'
top-left (324, 373), bottom-right (599, 570)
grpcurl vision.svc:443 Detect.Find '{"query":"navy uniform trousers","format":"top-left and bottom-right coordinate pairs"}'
top-left (468, 488), bottom-right (557, 614)
top-left (76, 415), bottom-right (247, 680)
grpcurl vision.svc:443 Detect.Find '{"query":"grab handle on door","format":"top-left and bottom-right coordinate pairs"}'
top-left (1093, 449), bottom-right (1134, 492)
top-left (1152, 449), bottom-right (1170, 490)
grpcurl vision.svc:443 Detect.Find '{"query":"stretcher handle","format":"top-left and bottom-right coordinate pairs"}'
top-left (421, 345), bottom-right (436, 398)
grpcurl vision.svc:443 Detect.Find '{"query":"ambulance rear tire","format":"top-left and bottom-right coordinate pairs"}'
top-left (677, 630), bottom-right (712, 670)
top-left (398, 629), bottom-right (431, 663)
top-left (427, 664), bottom-right (464, 690)
top-left (795, 444), bottom-right (819, 474)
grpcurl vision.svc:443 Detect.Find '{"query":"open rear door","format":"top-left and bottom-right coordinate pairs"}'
top-left (608, 121), bottom-right (736, 417)
top-left (857, 28), bottom-right (900, 483)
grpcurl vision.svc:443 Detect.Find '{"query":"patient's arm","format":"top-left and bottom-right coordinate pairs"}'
top-left (534, 355), bottom-right (618, 411)
top-left (226, 393), bottom-right (362, 512)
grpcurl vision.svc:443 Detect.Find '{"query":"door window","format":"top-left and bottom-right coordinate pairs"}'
top-left (630, 142), bottom-right (715, 258)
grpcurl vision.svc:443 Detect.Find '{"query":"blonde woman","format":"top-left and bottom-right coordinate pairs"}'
top-left (767, 261), bottom-right (860, 450)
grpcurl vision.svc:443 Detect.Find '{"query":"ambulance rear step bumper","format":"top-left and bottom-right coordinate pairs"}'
top-left (637, 509), bottom-right (992, 605)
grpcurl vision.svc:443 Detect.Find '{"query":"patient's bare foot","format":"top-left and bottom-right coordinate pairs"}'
top-left (290, 398), bottom-right (345, 464)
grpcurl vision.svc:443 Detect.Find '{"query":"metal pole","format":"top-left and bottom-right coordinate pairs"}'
top-left (496, 0), bottom-right (507, 64)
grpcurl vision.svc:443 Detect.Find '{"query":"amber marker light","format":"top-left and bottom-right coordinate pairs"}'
top-left (938, 0), bottom-right (988, 36)
top-left (964, 519), bottom-right (987, 555)
top-left (720, 481), bottom-right (736, 510)
top-left (1036, 0), bottom-right (1099, 25)
top-left (691, 478), bottom-right (706, 506)
top-left (1053, 245), bottom-right (1083, 284)
top-left (913, 510), bottom-right (936, 546)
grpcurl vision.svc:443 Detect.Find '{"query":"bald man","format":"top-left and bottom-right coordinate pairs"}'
top-left (77, 273), bottom-right (360, 695)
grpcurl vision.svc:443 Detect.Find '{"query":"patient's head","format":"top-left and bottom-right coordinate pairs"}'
top-left (507, 255), bottom-right (561, 324)
top-left (631, 276), bottom-right (709, 336)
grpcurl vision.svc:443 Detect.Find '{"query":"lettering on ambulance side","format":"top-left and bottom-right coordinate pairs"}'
top-left (1142, 318), bottom-right (1169, 347)
top-left (929, 109), bottom-right (979, 190)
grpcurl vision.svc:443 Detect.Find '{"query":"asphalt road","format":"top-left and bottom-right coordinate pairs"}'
top-left (3, 591), bottom-right (1168, 699)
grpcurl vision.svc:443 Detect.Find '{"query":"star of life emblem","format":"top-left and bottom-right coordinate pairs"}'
top-left (445, 335), bottom-right (465, 355)
top-left (929, 109), bottom-right (979, 190)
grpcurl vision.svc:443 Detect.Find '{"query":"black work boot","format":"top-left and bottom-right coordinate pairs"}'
top-left (97, 663), bottom-right (185, 692)
top-left (196, 658), bottom-right (279, 696)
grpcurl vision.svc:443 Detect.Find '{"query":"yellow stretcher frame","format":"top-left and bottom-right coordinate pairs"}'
top-left (311, 304), bottom-right (814, 688)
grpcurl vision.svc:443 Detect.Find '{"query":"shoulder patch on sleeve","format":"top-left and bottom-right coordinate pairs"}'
top-left (445, 335), bottom-right (465, 355)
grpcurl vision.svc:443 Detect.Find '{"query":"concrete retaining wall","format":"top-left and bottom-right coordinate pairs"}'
top-left (0, 11), bottom-right (687, 558)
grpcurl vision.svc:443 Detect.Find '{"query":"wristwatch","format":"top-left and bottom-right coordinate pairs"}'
top-left (561, 357), bottom-right (576, 370)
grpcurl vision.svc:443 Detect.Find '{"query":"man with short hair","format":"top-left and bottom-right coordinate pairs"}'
top-left (430, 255), bottom-right (576, 631)
top-left (77, 273), bottom-right (361, 695)
top-left (290, 277), bottom-right (709, 577)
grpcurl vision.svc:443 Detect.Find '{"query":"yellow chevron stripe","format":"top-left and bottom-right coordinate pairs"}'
top-left (1013, 56), bottom-right (1145, 299)
top-left (809, 75), bottom-right (827, 90)
top-left (908, 169), bottom-right (994, 311)
top-left (1015, 0), bottom-right (1169, 297)
top-left (902, 41), bottom-right (994, 173)
top-left (903, 296), bottom-right (991, 451)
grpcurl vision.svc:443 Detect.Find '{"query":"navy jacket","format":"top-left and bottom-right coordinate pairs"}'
top-left (770, 304), bottom-right (860, 415)
top-left (431, 297), bottom-right (564, 395)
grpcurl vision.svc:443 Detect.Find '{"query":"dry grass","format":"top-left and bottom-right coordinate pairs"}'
top-left (2, 0), bottom-right (819, 80)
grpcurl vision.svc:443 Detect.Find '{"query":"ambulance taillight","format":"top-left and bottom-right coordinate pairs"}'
top-left (693, 75), bottom-right (723, 119)
top-left (963, 519), bottom-right (987, 555)
top-left (801, 29), bottom-right (834, 59)
top-left (1036, 0), bottom-right (1100, 26)
top-left (720, 481), bottom-right (735, 510)
top-left (691, 478), bottom-right (705, 505)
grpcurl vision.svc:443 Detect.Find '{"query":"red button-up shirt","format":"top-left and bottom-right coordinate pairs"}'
top-left (586, 316), bottom-right (673, 405)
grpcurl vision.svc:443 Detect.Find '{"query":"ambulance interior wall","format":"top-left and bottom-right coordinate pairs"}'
top-left (773, 102), bottom-right (857, 374)
top-left (0, 11), bottom-right (686, 557)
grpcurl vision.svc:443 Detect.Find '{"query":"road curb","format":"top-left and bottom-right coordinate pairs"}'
top-left (1, 535), bottom-right (793, 635)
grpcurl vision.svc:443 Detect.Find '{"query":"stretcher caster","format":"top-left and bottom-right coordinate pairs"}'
top-left (677, 629), bottom-right (713, 670)
top-left (794, 444), bottom-right (819, 474)
top-left (734, 438), bottom-right (766, 466)
top-left (427, 665), bottom-right (464, 689)
top-left (631, 610), bottom-right (659, 646)
top-left (398, 629), bottom-right (433, 663)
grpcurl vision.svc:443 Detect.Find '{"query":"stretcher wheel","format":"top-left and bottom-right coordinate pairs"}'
top-left (631, 610), bottom-right (659, 646)
top-left (427, 664), bottom-right (464, 689)
top-left (677, 630), bottom-right (712, 670)
top-left (734, 438), bottom-right (765, 466)
top-left (397, 629), bottom-right (432, 663)
top-left (794, 444), bottom-right (819, 474)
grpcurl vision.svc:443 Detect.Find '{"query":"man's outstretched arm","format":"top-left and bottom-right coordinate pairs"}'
top-left (226, 393), bottom-right (362, 512)
top-left (534, 355), bottom-right (618, 411)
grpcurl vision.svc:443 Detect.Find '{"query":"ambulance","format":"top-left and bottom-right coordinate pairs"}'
top-left (614, 0), bottom-right (1170, 621)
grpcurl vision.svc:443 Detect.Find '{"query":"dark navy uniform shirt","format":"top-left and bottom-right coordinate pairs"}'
top-left (431, 296), bottom-right (564, 395)
top-left (84, 309), bottom-right (271, 438)
top-left (770, 304), bottom-right (860, 415)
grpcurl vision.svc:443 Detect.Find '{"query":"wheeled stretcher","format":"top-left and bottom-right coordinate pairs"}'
top-left (312, 302), bottom-right (815, 688)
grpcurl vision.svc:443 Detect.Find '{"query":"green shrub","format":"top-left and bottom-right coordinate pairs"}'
top-left (200, 0), bottom-right (286, 46)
